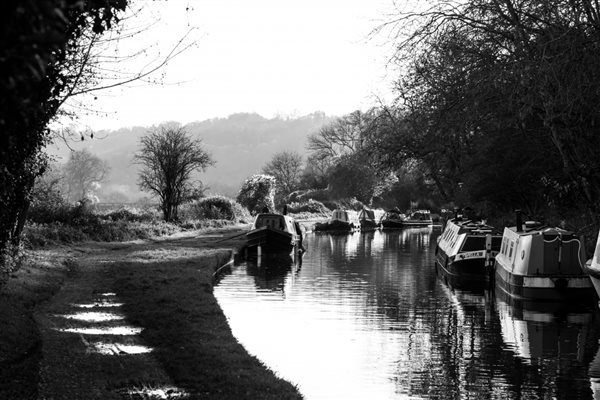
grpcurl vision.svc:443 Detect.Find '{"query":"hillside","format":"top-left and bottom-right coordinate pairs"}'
top-left (45, 112), bottom-right (334, 201)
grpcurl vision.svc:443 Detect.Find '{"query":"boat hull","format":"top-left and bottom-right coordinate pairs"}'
top-left (582, 260), bottom-right (600, 301)
top-left (314, 220), bottom-right (354, 232)
top-left (380, 219), bottom-right (404, 229)
top-left (495, 264), bottom-right (594, 301)
top-left (246, 226), bottom-right (299, 255)
top-left (402, 219), bottom-right (432, 227)
top-left (435, 253), bottom-right (493, 288)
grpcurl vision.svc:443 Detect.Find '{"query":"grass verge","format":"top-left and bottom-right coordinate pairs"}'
top-left (0, 249), bottom-right (72, 398)
top-left (111, 243), bottom-right (303, 399)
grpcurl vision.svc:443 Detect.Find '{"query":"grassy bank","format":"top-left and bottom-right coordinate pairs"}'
top-left (0, 249), bottom-right (73, 398)
top-left (0, 226), bottom-right (304, 399)
top-left (112, 247), bottom-right (303, 399)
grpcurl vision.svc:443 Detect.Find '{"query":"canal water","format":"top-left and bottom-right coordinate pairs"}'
top-left (213, 228), bottom-right (600, 400)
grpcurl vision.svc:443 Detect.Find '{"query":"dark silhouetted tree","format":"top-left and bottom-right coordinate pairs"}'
top-left (135, 126), bottom-right (214, 222)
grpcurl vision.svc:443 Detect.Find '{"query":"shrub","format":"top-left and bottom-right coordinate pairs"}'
top-left (287, 200), bottom-right (330, 215)
top-left (180, 196), bottom-right (251, 222)
top-left (100, 207), bottom-right (157, 223)
top-left (236, 175), bottom-right (276, 215)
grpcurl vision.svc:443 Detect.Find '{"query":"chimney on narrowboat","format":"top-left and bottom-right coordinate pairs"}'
top-left (515, 209), bottom-right (523, 232)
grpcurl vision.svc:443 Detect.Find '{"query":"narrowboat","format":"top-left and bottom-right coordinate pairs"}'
top-left (435, 218), bottom-right (502, 287)
top-left (379, 209), bottom-right (405, 229)
top-left (494, 212), bottom-right (593, 301)
top-left (314, 209), bottom-right (355, 232)
top-left (582, 228), bottom-right (600, 302)
top-left (246, 213), bottom-right (303, 256)
top-left (402, 209), bottom-right (433, 227)
top-left (357, 208), bottom-right (379, 231)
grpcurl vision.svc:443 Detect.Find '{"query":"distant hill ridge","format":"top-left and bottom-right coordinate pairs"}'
top-left (46, 112), bottom-right (335, 200)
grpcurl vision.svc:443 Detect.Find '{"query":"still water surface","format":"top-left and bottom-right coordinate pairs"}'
top-left (214, 228), bottom-right (600, 399)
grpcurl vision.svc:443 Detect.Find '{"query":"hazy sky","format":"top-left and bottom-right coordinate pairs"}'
top-left (67, 0), bottom-right (399, 131)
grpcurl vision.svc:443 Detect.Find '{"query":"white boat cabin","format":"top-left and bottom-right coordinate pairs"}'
top-left (252, 213), bottom-right (298, 234)
top-left (437, 220), bottom-right (498, 260)
top-left (496, 225), bottom-right (585, 276)
top-left (358, 209), bottom-right (376, 222)
top-left (330, 210), bottom-right (351, 223)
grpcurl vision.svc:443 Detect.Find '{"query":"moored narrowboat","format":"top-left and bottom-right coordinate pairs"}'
top-left (494, 212), bottom-right (593, 301)
top-left (246, 213), bottom-right (303, 256)
top-left (358, 208), bottom-right (379, 231)
top-left (402, 209), bottom-right (433, 227)
top-left (314, 209), bottom-right (355, 232)
top-left (435, 218), bottom-right (502, 287)
top-left (379, 209), bottom-right (405, 230)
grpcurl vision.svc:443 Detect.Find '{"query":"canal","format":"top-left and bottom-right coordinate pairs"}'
top-left (213, 228), bottom-right (600, 400)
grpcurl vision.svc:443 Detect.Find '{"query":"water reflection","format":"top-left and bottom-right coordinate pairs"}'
top-left (215, 229), bottom-right (600, 400)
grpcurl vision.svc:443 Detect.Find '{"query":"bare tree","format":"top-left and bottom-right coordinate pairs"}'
top-left (63, 149), bottom-right (110, 202)
top-left (135, 126), bottom-right (214, 222)
top-left (262, 151), bottom-right (304, 196)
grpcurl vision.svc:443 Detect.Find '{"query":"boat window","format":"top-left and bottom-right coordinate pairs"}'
top-left (255, 216), bottom-right (284, 230)
top-left (500, 238), bottom-right (506, 255)
top-left (461, 237), bottom-right (486, 251)
top-left (508, 241), bottom-right (514, 259)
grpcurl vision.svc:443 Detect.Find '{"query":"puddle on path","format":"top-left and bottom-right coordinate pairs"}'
top-left (119, 386), bottom-right (189, 399)
top-left (56, 311), bottom-right (125, 322)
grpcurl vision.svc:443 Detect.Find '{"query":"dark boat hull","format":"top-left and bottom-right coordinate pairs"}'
top-left (402, 220), bottom-right (432, 227)
top-left (314, 220), bottom-right (354, 232)
top-left (435, 253), bottom-right (493, 289)
top-left (246, 226), bottom-right (299, 254)
top-left (495, 265), bottom-right (595, 301)
top-left (380, 219), bottom-right (404, 229)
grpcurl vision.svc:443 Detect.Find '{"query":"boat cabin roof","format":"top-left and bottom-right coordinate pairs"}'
top-left (505, 222), bottom-right (574, 238)
top-left (358, 209), bottom-right (375, 219)
top-left (331, 209), bottom-right (350, 222)
top-left (252, 213), bottom-right (297, 233)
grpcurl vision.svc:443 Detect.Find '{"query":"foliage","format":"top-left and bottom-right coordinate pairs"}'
top-left (28, 166), bottom-right (70, 224)
top-left (180, 196), bottom-right (251, 222)
top-left (327, 153), bottom-right (379, 204)
top-left (262, 151), bottom-right (303, 208)
top-left (236, 175), bottom-right (276, 215)
top-left (373, 0), bottom-right (600, 226)
top-left (63, 149), bottom-right (110, 202)
top-left (0, 0), bottom-right (128, 275)
top-left (135, 126), bottom-right (215, 222)
top-left (287, 199), bottom-right (330, 215)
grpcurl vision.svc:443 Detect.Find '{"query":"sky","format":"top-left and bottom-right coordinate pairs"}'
top-left (66, 0), bottom-right (401, 131)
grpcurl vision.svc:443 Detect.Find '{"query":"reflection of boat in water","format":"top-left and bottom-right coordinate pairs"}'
top-left (494, 211), bottom-right (593, 301)
top-left (314, 209), bottom-right (355, 232)
top-left (435, 218), bottom-right (502, 288)
top-left (246, 213), bottom-right (303, 257)
top-left (495, 287), bottom-right (594, 366)
top-left (589, 345), bottom-right (600, 399)
top-left (244, 253), bottom-right (302, 293)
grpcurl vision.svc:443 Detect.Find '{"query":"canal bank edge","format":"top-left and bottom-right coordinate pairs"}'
top-left (0, 227), bottom-right (304, 399)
